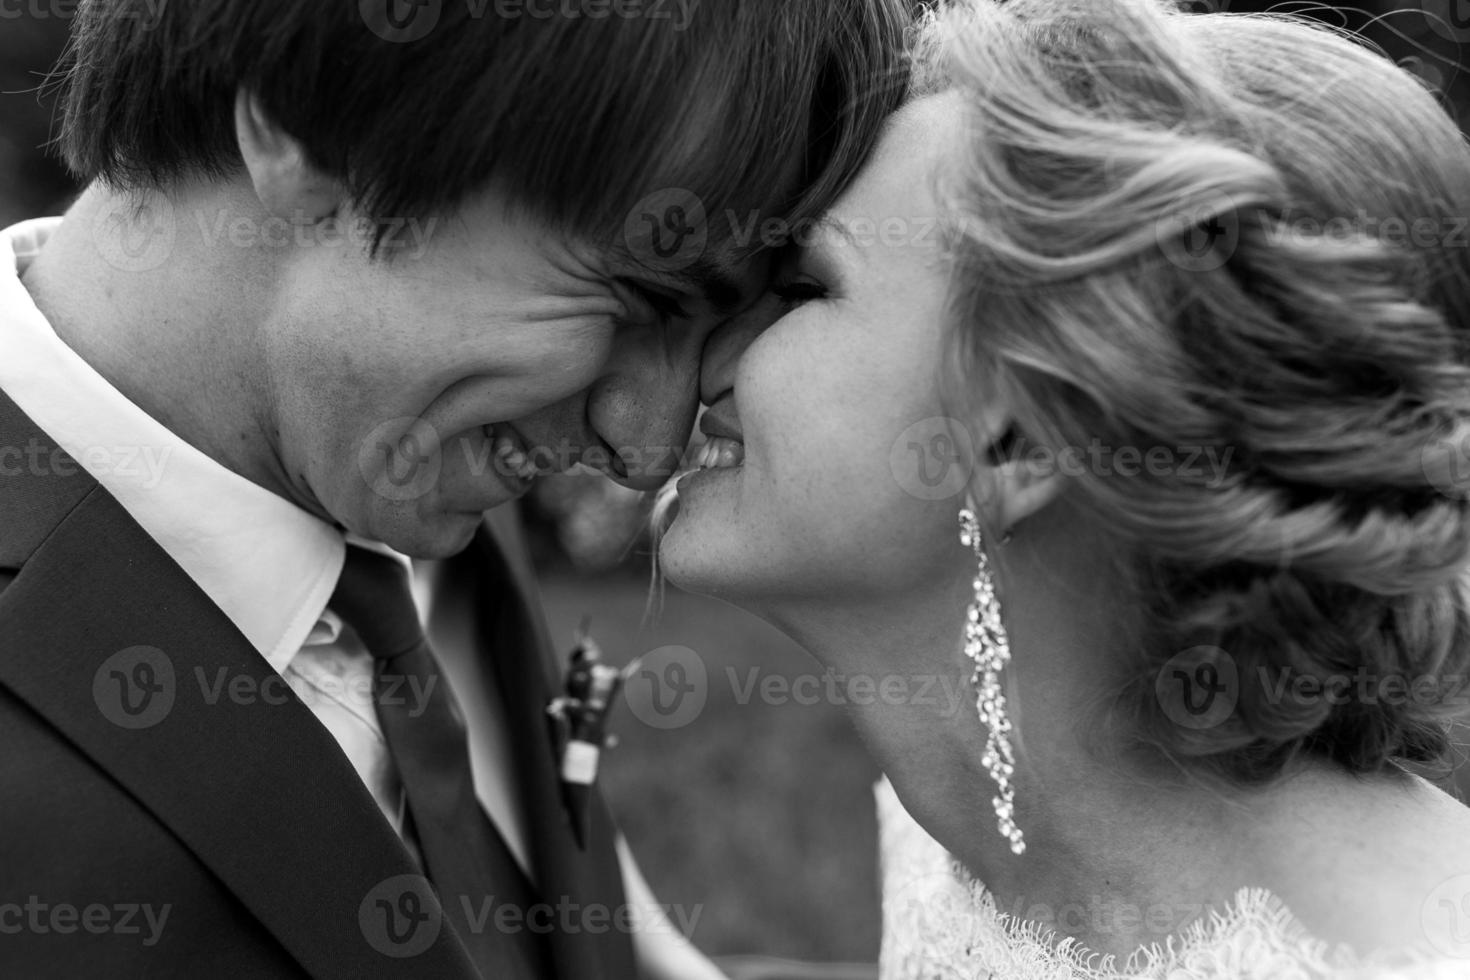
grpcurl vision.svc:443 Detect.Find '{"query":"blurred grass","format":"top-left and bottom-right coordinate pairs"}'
top-left (539, 569), bottom-right (883, 962)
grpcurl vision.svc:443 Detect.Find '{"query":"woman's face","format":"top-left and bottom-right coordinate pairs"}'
top-left (659, 95), bottom-right (974, 612)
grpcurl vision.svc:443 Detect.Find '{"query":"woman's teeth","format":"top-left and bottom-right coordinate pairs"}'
top-left (697, 436), bottom-right (745, 470)
top-left (492, 429), bottom-right (538, 480)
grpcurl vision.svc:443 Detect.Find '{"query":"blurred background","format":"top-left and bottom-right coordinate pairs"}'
top-left (1, 1), bottom-right (1465, 965)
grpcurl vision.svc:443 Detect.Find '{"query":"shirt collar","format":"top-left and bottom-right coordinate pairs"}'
top-left (0, 217), bottom-right (352, 673)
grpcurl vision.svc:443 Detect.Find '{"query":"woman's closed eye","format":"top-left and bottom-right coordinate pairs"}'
top-left (770, 279), bottom-right (827, 310)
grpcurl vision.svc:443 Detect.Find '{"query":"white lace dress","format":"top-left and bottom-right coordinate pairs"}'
top-left (875, 779), bottom-right (1470, 980)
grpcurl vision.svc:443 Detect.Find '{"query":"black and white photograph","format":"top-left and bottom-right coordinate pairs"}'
top-left (1, 1), bottom-right (1470, 977)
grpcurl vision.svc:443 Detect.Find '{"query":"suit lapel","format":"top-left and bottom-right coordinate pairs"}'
top-left (0, 399), bottom-right (482, 980)
top-left (472, 512), bottom-right (638, 980)
top-left (0, 388), bottom-right (96, 571)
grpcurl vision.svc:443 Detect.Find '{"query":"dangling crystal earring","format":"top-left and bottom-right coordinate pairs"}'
top-left (958, 505), bottom-right (1025, 856)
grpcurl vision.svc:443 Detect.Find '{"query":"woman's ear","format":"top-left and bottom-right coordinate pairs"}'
top-left (234, 90), bottom-right (343, 220)
top-left (968, 404), bottom-right (1064, 535)
top-left (989, 436), bottom-right (1065, 533)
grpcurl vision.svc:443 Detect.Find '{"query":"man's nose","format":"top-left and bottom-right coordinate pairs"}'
top-left (700, 293), bottom-right (784, 406)
top-left (583, 329), bottom-right (702, 490)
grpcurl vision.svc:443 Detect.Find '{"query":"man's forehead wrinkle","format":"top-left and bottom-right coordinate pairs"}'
top-left (504, 237), bottom-right (611, 300)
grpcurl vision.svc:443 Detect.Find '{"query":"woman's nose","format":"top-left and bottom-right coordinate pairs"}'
top-left (700, 293), bottom-right (785, 405)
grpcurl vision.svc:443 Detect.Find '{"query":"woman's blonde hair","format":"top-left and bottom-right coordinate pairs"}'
top-left (925, 0), bottom-right (1470, 780)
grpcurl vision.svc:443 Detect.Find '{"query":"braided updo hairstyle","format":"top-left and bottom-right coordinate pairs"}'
top-left (923, 0), bottom-right (1470, 781)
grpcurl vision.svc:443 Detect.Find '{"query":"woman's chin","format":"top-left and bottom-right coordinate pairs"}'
top-left (654, 465), bottom-right (737, 579)
top-left (656, 512), bottom-right (721, 595)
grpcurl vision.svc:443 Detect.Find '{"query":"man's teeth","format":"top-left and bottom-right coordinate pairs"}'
top-left (698, 436), bottom-right (745, 470)
top-left (492, 431), bottom-right (537, 480)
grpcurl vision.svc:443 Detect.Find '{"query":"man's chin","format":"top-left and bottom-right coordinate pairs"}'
top-left (360, 503), bottom-right (486, 559)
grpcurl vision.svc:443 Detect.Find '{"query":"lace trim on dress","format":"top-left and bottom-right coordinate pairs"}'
top-left (875, 778), bottom-right (1470, 980)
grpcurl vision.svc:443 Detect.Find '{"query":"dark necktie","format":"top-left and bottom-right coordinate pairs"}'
top-left (331, 545), bottom-right (551, 978)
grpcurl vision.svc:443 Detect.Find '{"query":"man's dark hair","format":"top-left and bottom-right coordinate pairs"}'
top-left (57, 0), bottom-right (910, 256)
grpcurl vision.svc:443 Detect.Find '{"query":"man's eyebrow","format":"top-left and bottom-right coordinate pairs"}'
top-left (664, 257), bottom-right (746, 313)
top-left (610, 247), bottom-right (746, 314)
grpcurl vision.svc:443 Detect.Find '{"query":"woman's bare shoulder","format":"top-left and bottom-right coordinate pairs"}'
top-left (1251, 773), bottom-right (1470, 959)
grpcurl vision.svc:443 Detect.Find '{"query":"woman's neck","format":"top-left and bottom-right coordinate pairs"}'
top-left (753, 525), bottom-right (1268, 957)
top-left (767, 553), bottom-right (1470, 960)
top-left (753, 499), bottom-right (1470, 960)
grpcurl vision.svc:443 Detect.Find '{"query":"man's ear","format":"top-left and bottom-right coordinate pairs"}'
top-left (234, 90), bottom-right (343, 220)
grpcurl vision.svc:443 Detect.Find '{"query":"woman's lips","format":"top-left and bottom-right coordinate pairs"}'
top-left (696, 436), bottom-right (745, 470)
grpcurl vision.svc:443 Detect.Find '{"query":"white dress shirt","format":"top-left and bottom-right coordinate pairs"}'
top-left (0, 217), bottom-right (531, 876)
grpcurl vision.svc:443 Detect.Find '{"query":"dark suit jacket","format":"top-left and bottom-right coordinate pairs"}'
top-left (0, 387), bottom-right (638, 980)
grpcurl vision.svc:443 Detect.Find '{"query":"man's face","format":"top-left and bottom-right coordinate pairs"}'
top-left (266, 185), bottom-right (758, 558)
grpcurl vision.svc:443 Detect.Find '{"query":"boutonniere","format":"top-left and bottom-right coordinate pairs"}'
top-left (545, 620), bottom-right (639, 849)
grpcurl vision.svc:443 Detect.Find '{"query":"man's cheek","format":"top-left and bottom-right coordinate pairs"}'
top-left (488, 366), bottom-right (600, 422)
